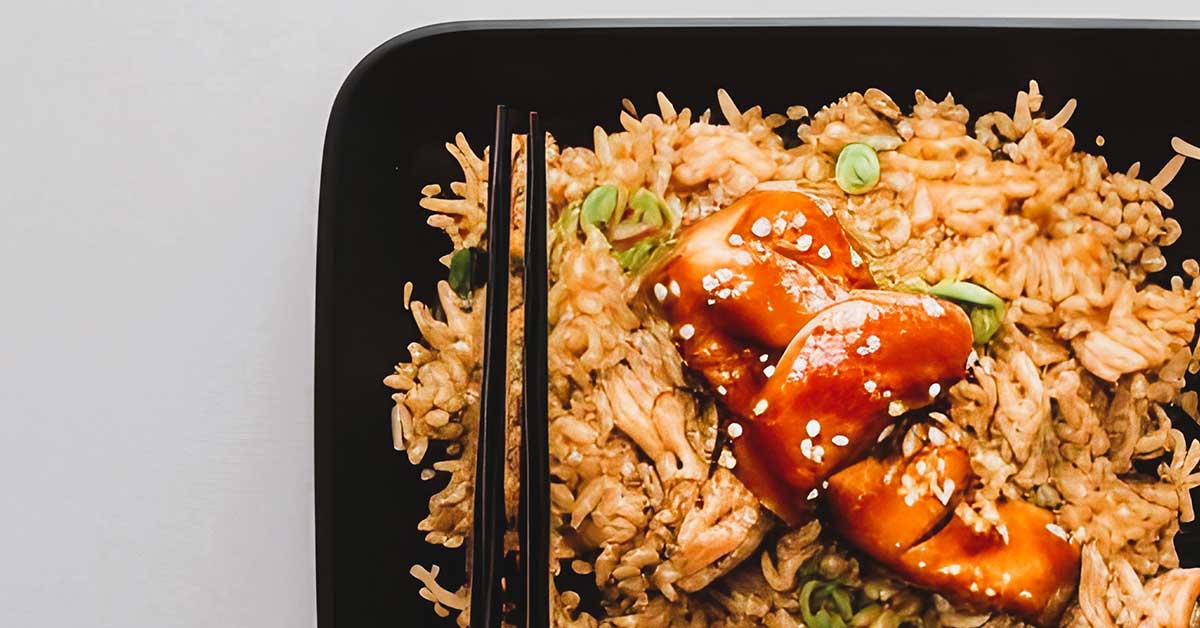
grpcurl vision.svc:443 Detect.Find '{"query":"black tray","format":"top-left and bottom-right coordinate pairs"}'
top-left (316, 19), bottom-right (1200, 627)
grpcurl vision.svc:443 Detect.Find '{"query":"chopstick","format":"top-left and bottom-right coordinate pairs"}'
top-left (520, 111), bottom-right (550, 628)
top-left (470, 104), bottom-right (511, 628)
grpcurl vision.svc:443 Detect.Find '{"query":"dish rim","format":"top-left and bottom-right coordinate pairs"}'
top-left (315, 17), bottom-right (1200, 627)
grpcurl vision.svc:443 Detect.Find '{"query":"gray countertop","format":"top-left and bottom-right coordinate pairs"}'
top-left (1, 2), bottom-right (1196, 626)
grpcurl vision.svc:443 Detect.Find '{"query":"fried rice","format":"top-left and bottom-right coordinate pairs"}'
top-left (384, 82), bottom-right (1200, 628)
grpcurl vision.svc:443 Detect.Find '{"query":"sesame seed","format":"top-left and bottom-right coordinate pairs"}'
top-left (1045, 523), bottom-right (1069, 542)
top-left (917, 561), bottom-right (927, 569)
top-left (832, 434), bottom-right (849, 447)
top-left (791, 213), bottom-right (807, 228)
top-left (985, 588), bottom-right (996, 597)
top-left (937, 479), bottom-right (955, 505)
top-left (888, 401), bottom-right (905, 417)
top-left (807, 488), bottom-right (819, 500)
top-left (715, 268), bottom-right (733, 283)
top-left (716, 288), bottom-right (731, 299)
top-left (863, 380), bottom-right (877, 393)
top-left (929, 383), bottom-right (941, 397)
top-left (915, 460), bottom-right (927, 474)
top-left (727, 422), bottom-right (743, 438)
top-left (751, 217), bottom-right (771, 237)
top-left (759, 354), bottom-right (768, 363)
top-left (850, 249), bottom-right (863, 267)
top-left (753, 399), bottom-right (768, 415)
top-left (877, 425), bottom-right (895, 442)
top-left (653, 283), bottom-right (668, 302)
top-left (719, 449), bottom-right (737, 469)
top-left (817, 199), bottom-right (834, 216)
top-left (702, 275), bottom-right (719, 291)
top-left (763, 365), bottom-right (776, 377)
top-left (716, 385), bottom-right (727, 395)
top-left (800, 438), bottom-right (813, 458)
top-left (420, 469), bottom-right (436, 481)
top-left (970, 582), bottom-right (979, 593)
top-left (1019, 591), bottom-right (1033, 599)
top-left (773, 218), bottom-right (787, 234)
top-left (796, 234), bottom-right (813, 251)
top-left (806, 419), bottom-right (821, 438)
top-left (707, 298), bottom-right (716, 305)
top-left (856, 335), bottom-right (881, 356)
top-left (822, 480), bottom-right (828, 489)
top-left (728, 234), bottom-right (744, 246)
top-left (812, 445), bottom-right (825, 463)
top-left (929, 426), bottom-right (947, 446)
top-left (882, 390), bottom-right (892, 398)
top-left (669, 280), bottom-right (681, 296)
top-left (904, 493), bottom-right (917, 507)
top-left (679, 324), bottom-right (695, 340)
top-left (921, 296), bottom-right (945, 318)
top-left (817, 244), bottom-right (832, 259)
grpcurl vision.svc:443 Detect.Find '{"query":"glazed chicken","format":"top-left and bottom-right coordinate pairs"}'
top-left (646, 190), bottom-right (973, 522)
top-left (826, 446), bottom-right (1081, 626)
top-left (645, 190), bottom-right (1080, 622)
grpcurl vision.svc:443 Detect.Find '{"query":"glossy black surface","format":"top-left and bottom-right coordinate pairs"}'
top-left (316, 20), bottom-right (1200, 627)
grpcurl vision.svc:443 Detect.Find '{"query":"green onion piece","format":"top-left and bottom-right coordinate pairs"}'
top-left (919, 279), bottom-right (1006, 345)
top-left (927, 280), bottom-right (1004, 309)
top-left (614, 239), bottom-right (659, 273)
top-left (581, 185), bottom-right (619, 228)
top-left (556, 200), bottom-right (582, 240)
top-left (448, 247), bottom-right (485, 299)
top-left (800, 580), bottom-right (821, 628)
top-left (835, 143), bottom-right (881, 195)
top-left (829, 587), bottom-right (854, 620)
top-left (970, 305), bottom-right (1004, 345)
top-left (629, 187), bottom-right (665, 227)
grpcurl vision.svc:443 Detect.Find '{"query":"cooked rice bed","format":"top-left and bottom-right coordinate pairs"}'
top-left (386, 84), bottom-right (1200, 628)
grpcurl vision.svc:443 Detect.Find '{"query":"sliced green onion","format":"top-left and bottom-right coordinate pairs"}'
top-left (629, 187), bottom-right (665, 227)
top-left (905, 278), bottom-right (1006, 345)
top-left (556, 200), bottom-right (581, 238)
top-left (829, 587), bottom-right (854, 620)
top-left (969, 305), bottom-right (1004, 345)
top-left (613, 238), bottom-right (660, 273)
top-left (581, 184), bottom-right (618, 228)
top-left (928, 280), bottom-right (1006, 344)
top-left (836, 143), bottom-right (881, 195)
top-left (800, 580), bottom-right (822, 628)
top-left (927, 280), bottom-right (1004, 309)
top-left (447, 247), bottom-right (486, 299)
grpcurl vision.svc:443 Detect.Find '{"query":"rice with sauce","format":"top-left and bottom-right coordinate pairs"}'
top-left (385, 82), bottom-right (1200, 627)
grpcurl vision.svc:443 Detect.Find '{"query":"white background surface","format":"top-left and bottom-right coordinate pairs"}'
top-left (1, 2), bottom-right (1198, 627)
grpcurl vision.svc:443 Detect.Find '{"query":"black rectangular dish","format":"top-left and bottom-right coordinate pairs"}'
top-left (316, 19), bottom-right (1200, 627)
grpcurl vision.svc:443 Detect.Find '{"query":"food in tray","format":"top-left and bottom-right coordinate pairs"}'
top-left (386, 82), bottom-right (1200, 627)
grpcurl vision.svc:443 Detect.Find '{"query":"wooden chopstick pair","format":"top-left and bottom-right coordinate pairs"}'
top-left (470, 105), bottom-right (550, 628)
